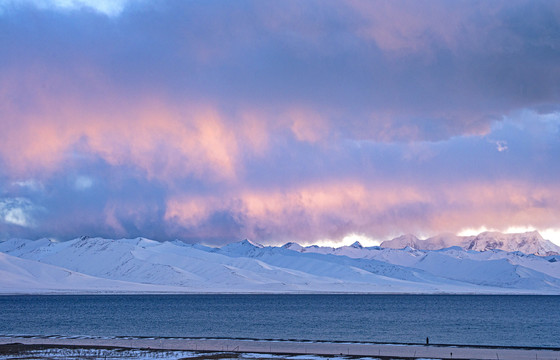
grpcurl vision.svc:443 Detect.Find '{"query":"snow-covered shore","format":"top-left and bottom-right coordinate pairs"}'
top-left (2, 336), bottom-right (560, 360)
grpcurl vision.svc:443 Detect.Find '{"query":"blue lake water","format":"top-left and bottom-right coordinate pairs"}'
top-left (1, 295), bottom-right (559, 348)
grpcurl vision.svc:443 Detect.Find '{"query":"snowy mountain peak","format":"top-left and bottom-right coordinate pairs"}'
top-left (240, 239), bottom-right (264, 248)
top-left (350, 241), bottom-right (363, 249)
top-left (381, 234), bottom-right (419, 249)
top-left (525, 230), bottom-right (543, 239)
top-left (466, 231), bottom-right (558, 256)
top-left (169, 239), bottom-right (189, 247)
top-left (380, 230), bottom-right (559, 256)
top-left (218, 239), bottom-right (265, 257)
top-left (282, 242), bottom-right (304, 251)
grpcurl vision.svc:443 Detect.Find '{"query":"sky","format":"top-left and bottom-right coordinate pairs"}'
top-left (0, 0), bottom-right (559, 246)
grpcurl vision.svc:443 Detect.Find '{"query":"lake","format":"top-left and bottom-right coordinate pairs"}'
top-left (1, 294), bottom-right (559, 348)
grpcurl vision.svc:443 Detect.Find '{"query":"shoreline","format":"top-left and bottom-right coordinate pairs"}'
top-left (2, 336), bottom-right (560, 360)
top-left (3, 335), bottom-right (560, 352)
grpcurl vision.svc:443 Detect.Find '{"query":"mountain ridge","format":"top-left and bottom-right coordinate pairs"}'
top-left (380, 230), bottom-right (560, 256)
top-left (1, 231), bottom-right (560, 294)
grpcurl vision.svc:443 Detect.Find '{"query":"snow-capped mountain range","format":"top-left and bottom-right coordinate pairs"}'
top-left (380, 230), bottom-right (560, 256)
top-left (1, 231), bottom-right (560, 294)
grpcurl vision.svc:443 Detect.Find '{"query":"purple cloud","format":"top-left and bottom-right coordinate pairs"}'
top-left (0, 0), bottom-right (559, 244)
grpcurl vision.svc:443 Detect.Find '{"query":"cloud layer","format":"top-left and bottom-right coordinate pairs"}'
top-left (1, 0), bottom-right (559, 244)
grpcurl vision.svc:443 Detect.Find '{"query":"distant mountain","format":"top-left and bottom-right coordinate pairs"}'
top-left (465, 231), bottom-right (560, 255)
top-left (380, 231), bottom-right (560, 256)
top-left (0, 251), bottom-right (183, 294)
top-left (381, 234), bottom-right (421, 249)
top-left (1, 235), bottom-right (560, 294)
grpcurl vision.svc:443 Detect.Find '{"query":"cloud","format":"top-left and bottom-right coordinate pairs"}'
top-left (74, 176), bottom-right (93, 190)
top-left (488, 139), bottom-right (508, 152)
top-left (0, 1), bottom-right (559, 243)
top-left (2, 0), bottom-right (559, 143)
top-left (0, 0), bottom-right (131, 16)
top-left (13, 179), bottom-right (44, 192)
top-left (496, 141), bottom-right (508, 152)
top-left (0, 198), bottom-right (39, 227)
top-left (161, 178), bottom-right (560, 244)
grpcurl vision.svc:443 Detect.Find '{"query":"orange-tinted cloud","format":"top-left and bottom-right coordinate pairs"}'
top-left (162, 180), bottom-right (560, 243)
top-left (0, 65), bottom-right (340, 183)
top-left (0, 69), bottom-right (246, 182)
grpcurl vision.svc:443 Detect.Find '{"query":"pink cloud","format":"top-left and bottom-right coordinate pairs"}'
top-left (287, 107), bottom-right (330, 143)
top-left (347, 0), bottom-right (503, 55)
top-left (0, 65), bottom-right (340, 184)
top-left (0, 70), bottom-right (247, 182)
top-left (163, 180), bottom-right (560, 243)
top-left (1, 0), bottom-right (559, 243)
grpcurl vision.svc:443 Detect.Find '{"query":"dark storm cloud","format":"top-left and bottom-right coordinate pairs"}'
top-left (0, 0), bottom-right (559, 244)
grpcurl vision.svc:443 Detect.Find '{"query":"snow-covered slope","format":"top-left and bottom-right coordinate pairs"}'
top-left (1, 233), bottom-right (560, 294)
top-left (465, 231), bottom-right (560, 256)
top-left (0, 251), bottom-right (185, 294)
top-left (380, 231), bottom-right (560, 256)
